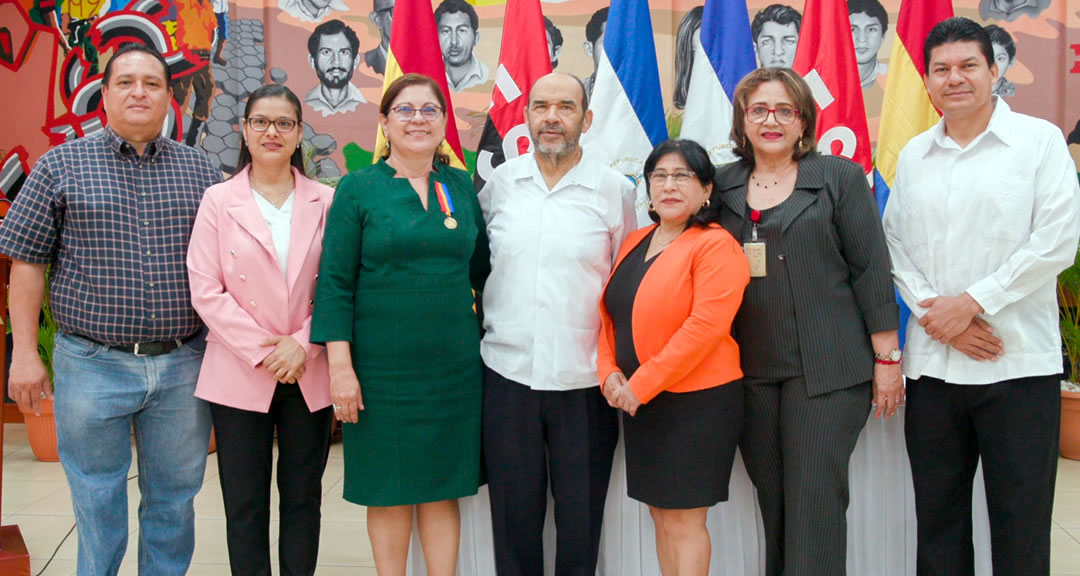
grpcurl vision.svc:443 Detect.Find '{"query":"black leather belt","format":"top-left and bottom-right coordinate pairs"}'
top-left (83, 333), bottom-right (198, 357)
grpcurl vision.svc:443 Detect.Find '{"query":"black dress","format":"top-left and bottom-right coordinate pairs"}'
top-left (605, 230), bottom-right (744, 509)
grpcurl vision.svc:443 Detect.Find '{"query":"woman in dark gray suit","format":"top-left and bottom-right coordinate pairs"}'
top-left (713, 67), bottom-right (902, 576)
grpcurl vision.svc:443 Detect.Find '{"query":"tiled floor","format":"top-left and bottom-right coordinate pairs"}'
top-left (1, 424), bottom-right (375, 575)
top-left (3, 422), bottom-right (1080, 575)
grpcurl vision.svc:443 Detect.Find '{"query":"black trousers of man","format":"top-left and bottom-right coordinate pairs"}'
top-left (210, 383), bottom-right (334, 576)
top-left (483, 367), bottom-right (619, 576)
top-left (905, 374), bottom-right (1060, 576)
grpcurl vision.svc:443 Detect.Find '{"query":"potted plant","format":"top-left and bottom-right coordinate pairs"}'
top-left (15, 272), bottom-right (60, 462)
top-left (1058, 245), bottom-right (1080, 460)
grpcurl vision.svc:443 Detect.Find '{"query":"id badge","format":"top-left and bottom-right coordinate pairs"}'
top-left (744, 241), bottom-right (767, 278)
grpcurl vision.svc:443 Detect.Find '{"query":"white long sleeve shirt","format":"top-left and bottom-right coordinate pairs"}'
top-left (883, 99), bottom-right (1080, 384)
top-left (479, 153), bottom-right (637, 391)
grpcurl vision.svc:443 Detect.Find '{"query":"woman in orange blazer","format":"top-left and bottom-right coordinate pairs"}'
top-left (186, 85), bottom-right (334, 575)
top-left (598, 139), bottom-right (749, 576)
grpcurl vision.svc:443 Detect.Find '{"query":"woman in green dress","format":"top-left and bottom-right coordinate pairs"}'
top-left (310, 73), bottom-right (489, 576)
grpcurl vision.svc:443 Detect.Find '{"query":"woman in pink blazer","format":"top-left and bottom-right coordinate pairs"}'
top-left (187, 84), bottom-right (334, 576)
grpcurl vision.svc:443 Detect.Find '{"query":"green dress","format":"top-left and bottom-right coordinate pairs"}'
top-left (311, 159), bottom-right (490, 506)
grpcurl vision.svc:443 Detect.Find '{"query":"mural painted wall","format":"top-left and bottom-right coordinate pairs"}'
top-left (1, 0), bottom-right (1079, 207)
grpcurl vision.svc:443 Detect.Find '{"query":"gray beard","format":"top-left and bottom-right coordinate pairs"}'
top-left (535, 140), bottom-right (578, 163)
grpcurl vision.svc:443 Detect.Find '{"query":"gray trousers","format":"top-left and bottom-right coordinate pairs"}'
top-left (739, 376), bottom-right (871, 576)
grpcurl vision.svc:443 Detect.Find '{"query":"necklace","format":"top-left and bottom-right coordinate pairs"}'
top-left (253, 186), bottom-right (292, 209)
top-left (750, 163), bottom-right (796, 190)
top-left (652, 227), bottom-right (683, 249)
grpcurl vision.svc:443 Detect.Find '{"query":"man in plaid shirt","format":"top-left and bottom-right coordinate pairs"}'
top-left (0, 43), bottom-right (221, 575)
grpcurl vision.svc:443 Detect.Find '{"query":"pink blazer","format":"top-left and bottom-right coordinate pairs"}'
top-left (187, 166), bottom-right (334, 413)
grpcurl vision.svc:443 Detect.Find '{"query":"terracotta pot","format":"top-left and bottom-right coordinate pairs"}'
top-left (17, 398), bottom-right (59, 462)
top-left (1063, 388), bottom-right (1080, 460)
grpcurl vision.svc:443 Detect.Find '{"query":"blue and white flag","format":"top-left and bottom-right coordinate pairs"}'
top-left (679, 0), bottom-right (756, 165)
top-left (580, 0), bottom-right (667, 227)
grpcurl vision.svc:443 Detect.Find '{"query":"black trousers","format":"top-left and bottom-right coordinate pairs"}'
top-left (739, 377), bottom-right (871, 576)
top-left (210, 383), bottom-right (334, 576)
top-left (482, 367), bottom-right (619, 576)
top-left (905, 374), bottom-right (1060, 576)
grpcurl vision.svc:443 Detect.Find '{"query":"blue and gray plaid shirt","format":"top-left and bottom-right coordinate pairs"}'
top-left (0, 127), bottom-right (222, 345)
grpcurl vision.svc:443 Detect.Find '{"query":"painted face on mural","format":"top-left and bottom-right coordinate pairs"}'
top-left (371, 6), bottom-right (393, 43)
top-left (525, 74), bottom-right (592, 162)
top-left (314, 32), bottom-right (357, 89)
top-left (100, 51), bottom-right (172, 142)
top-left (755, 21), bottom-right (798, 68)
top-left (924, 40), bottom-right (999, 123)
top-left (438, 11), bottom-right (477, 68)
top-left (993, 43), bottom-right (1014, 79)
top-left (979, 0), bottom-right (1050, 22)
top-left (850, 12), bottom-right (884, 66)
top-left (584, 22), bottom-right (606, 71)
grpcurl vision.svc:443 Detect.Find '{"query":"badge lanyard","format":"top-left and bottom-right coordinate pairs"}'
top-left (744, 208), bottom-right (767, 278)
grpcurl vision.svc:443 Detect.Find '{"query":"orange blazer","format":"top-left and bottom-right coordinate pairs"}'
top-left (598, 224), bottom-right (749, 404)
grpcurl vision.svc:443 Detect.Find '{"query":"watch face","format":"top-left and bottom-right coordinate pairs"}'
top-left (889, 349), bottom-right (902, 361)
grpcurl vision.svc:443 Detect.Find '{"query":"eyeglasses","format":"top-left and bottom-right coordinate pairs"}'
top-left (390, 105), bottom-right (444, 122)
top-left (647, 170), bottom-right (696, 186)
top-left (746, 105), bottom-right (800, 125)
top-left (246, 117), bottom-right (298, 133)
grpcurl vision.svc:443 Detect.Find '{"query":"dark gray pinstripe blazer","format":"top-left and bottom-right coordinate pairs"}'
top-left (714, 152), bottom-right (899, 397)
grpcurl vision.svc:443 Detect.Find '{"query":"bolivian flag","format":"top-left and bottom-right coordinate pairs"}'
top-left (876, 0), bottom-right (954, 188)
top-left (374, 0), bottom-right (466, 168)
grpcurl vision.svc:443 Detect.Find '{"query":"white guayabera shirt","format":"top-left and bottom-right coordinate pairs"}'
top-left (884, 98), bottom-right (1080, 385)
top-left (478, 152), bottom-right (637, 392)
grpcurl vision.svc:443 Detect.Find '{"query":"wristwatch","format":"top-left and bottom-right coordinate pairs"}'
top-left (875, 349), bottom-right (902, 365)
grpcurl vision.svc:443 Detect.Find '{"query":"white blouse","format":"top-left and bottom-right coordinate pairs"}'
top-left (252, 188), bottom-right (294, 277)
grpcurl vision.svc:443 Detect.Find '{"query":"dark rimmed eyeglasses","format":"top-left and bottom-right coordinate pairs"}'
top-left (746, 105), bottom-right (800, 125)
top-left (246, 117), bottom-right (298, 133)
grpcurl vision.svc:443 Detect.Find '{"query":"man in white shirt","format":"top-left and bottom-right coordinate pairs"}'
top-left (479, 72), bottom-right (636, 576)
top-left (883, 17), bottom-right (1080, 576)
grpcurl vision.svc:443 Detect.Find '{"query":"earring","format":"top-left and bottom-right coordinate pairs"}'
top-left (648, 200), bottom-right (655, 211)
top-left (702, 198), bottom-right (711, 209)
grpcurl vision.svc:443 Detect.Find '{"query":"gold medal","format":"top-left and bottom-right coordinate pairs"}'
top-left (444, 217), bottom-right (458, 229)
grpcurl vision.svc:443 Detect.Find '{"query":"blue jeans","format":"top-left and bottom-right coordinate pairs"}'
top-left (52, 331), bottom-right (212, 576)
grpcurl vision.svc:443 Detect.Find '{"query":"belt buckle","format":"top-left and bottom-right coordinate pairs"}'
top-left (133, 342), bottom-right (149, 357)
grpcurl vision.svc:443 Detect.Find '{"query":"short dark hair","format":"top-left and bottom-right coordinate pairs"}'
top-left (848, 0), bottom-right (888, 34)
top-left (544, 16), bottom-right (563, 68)
top-left (307, 20), bottom-right (361, 61)
top-left (434, 0), bottom-right (478, 31)
top-left (751, 4), bottom-right (802, 43)
top-left (643, 140), bottom-right (716, 227)
top-left (923, 17), bottom-right (995, 73)
top-left (730, 67), bottom-right (817, 164)
top-left (585, 7), bottom-right (609, 45)
top-left (378, 73), bottom-right (451, 166)
top-left (103, 42), bottom-right (171, 86)
top-left (984, 24), bottom-right (1016, 61)
top-left (234, 84), bottom-right (307, 177)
